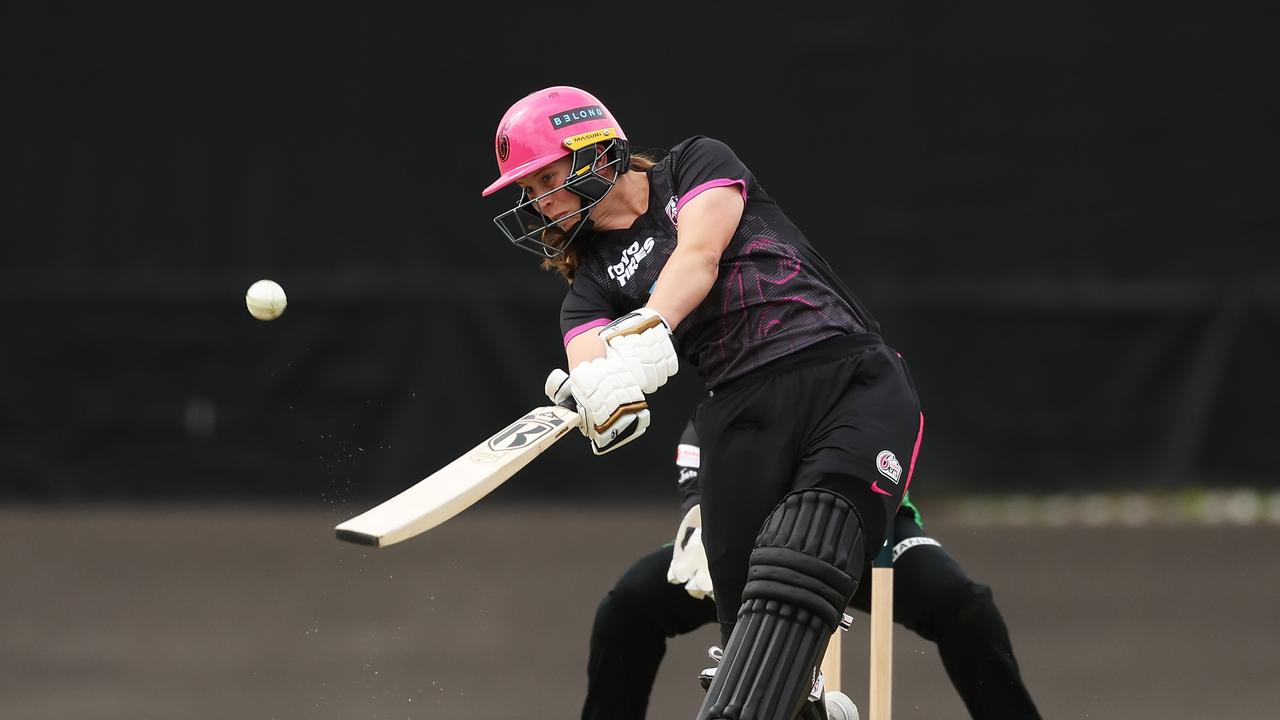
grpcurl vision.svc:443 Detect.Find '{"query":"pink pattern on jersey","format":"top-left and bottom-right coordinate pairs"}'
top-left (715, 236), bottom-right (808, 361)
top-left (765, 296), bottom-right (821, 337)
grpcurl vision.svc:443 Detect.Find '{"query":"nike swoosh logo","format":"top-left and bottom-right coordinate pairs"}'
top-left (871, 481), bottom-right (893, 497)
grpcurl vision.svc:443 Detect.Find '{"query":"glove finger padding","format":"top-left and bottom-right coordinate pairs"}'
top-left (588, 407), bottom-right (649, 455)
top-left (568, 356), bottom-right (651, 454)
top-left (599, 308), bottom-right (679, 394)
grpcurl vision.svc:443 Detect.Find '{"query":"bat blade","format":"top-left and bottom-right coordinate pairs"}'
top-left (334, 405), bottom-right (580, 548)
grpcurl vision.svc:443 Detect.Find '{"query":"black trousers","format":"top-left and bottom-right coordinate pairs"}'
top-left (695, 339), bottom-right (923, 637)
top-left (581, 511), bottom-right (1042, 720)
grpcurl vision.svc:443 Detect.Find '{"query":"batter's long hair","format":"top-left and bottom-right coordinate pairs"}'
top-left (541, 152), bottom-right (660, 283)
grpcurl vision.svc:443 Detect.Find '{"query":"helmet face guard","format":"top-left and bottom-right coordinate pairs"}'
top-left (492, 136), bottom-right (630, 257)
top-left (482, 86), bottom-right (629, 258)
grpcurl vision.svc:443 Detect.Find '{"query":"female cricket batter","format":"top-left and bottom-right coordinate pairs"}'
top-left (482, 86), bottom-right (925, 720)
top-left (580, 417), bottom-right (1042, 720)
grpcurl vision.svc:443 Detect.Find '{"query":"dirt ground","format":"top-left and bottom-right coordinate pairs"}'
top-left (1, 501), bottom-right (1276, 719)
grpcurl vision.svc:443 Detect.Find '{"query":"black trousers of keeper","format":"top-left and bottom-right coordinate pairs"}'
top-left (694, 335), bottom-right (921, 644)
top-left (580, 510), bottom-right (1043, 720)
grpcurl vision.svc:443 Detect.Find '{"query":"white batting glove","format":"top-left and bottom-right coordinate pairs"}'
top-left (544, 368), bottom-right (576, 408)
top-left (544, 361), bottom-right (650, 455)
top-left (667, 504), bottom-right (715, 600)
top-left (598, 308), bottom-right (679, 394)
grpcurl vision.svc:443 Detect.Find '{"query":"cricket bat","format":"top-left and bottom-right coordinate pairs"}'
top-left (335, 405), bottom-right (580, 548)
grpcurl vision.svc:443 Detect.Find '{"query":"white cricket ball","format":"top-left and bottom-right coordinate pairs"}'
top-left (245, 279), bottom-right (287, 321)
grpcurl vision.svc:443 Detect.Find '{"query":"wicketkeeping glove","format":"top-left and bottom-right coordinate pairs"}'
top-left (598, 308), bottom-right (679, 393)
top-left (667, 504), bottom-right (714, 600)
top-left (544, 361), bottom-right (650, 455)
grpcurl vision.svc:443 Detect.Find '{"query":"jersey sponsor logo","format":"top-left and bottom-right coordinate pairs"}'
top-left (664, 195), bottom-right (679, 225)
top-left (607, 237), bottom-right (656, 287)
top-left (678, 467), bottom-right (698, 485)
top-left (876, 450), bottom-right (902, 484)
top-left (485, 410), bottom-right (568, 452)
top-left (548, 105), bottom-right (605, 129)
top-left (676, 443), bottom-right (701, 468)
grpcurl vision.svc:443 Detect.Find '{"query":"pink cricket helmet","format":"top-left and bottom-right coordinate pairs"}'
top-left (481, 86), bottom-right (627, 197)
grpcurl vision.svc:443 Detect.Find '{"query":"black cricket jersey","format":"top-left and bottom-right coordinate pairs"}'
top-left (559, 136), bottom-right (879, 389)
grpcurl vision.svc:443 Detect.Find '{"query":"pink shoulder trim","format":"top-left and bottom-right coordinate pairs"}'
top-left (674, 178), bottom-right (748, 219)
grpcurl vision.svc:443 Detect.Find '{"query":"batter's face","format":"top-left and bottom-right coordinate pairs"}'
top-left (516, 157), bottom-right (583, 230)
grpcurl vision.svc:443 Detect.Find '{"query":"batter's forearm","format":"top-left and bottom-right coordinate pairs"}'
top-left (647, 247), bottom-right (719, 330)
top-left (566, 331), bottom-right (608, 369)
top-left (648, 186), bottom-right (741, 330)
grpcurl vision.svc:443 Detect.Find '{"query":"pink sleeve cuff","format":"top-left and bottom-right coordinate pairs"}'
top-left (675, 178), bottom-right (748, 219)
top-left (563, 318), bottom-right (612, 346)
